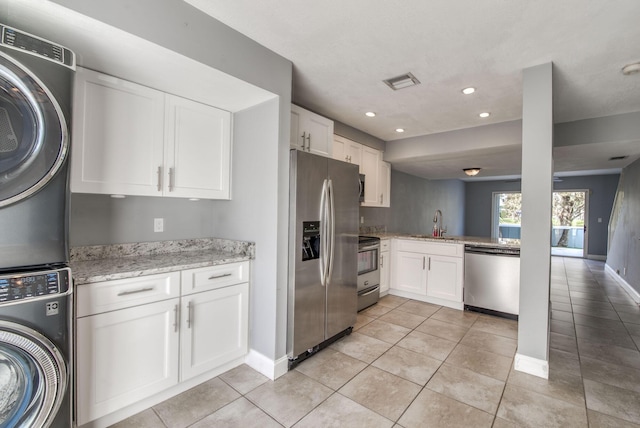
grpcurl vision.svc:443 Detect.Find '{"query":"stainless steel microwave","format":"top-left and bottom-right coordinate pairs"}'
top-left (359, 174), bottom-right (365, 202)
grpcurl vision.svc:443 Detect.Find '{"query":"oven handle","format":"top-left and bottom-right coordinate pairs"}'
top-left (358, 245), bottom-right (379, 252)
top-left (359, 286), bottom-right (380, 297)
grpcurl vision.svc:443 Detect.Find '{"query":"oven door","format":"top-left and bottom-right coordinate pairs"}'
top-left (357, 244), bottom-right (378, 277)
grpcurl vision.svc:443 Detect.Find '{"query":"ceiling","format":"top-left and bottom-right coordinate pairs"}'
top-left (185, 0), bottom-right (640, 180)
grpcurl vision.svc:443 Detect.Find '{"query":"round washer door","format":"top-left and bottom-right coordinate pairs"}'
top-left (0, 51), bottom-right (68, 208)
top-left (0, 321), bottom-right (68, 428)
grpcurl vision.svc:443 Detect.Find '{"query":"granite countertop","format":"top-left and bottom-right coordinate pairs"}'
top-left (70, 238), bottom-right (255, 285)
top-left (366, 232), bottom-right (521, 249)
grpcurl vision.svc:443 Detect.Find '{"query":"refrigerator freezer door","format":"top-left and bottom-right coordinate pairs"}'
top-left (289, 150), bottom-right (328, 357)
top-left (325, 157), bottom-right (358, 338)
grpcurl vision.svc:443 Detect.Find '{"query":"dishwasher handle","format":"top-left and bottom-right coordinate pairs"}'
top-left (464, 245), bottom-right (520, 257)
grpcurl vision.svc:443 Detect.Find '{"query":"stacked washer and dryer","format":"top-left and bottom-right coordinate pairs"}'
top-left (0, 25), bottom-right (75, 427)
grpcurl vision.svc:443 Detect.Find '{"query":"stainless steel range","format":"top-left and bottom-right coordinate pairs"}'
top-left (358, 236), bottom-right (380, 311)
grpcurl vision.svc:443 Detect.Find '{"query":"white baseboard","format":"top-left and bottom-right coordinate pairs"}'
top-left (245, 349), bottom-right (289, 380)
top-left (605, 264), bottom-right (640, 304)
top-left (587, 254), bottom-right (606, 261)
top-left (514, 353), bottom-right (549, 379)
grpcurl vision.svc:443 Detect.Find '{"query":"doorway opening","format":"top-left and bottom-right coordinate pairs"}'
top-left (492, 190), bottom-right (588, 257)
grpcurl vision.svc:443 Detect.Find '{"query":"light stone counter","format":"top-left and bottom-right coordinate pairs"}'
top-left (366, 232), bottom-right (521, 249)
top-left (70, 238), bottom-right (254, 285)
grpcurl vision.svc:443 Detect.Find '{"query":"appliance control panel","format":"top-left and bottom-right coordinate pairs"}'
top-left (302, 221), bottom-right (320, 261)
top-left (0, 24), bottom-right (75, 68)
top-left (0, 267), bottom-right (70, 303)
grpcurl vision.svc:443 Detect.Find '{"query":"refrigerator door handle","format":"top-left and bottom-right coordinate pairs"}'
top-left (319, 179), bottom-right (328, 286)
top-left (327, 178), bottom-right (336, 284)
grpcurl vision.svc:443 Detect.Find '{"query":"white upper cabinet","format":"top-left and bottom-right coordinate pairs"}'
top-left (360, 146), bottom-right (380, 207)
top-left (378, 161), bottom-right (391, 207)
top-left (164, 95), bottom-right (231, 199)
top-left (71, 68), bottom-right (165, 196)
top-left (290, 104), bottom-right (333, 157)
top-left (71, 67), bottom-right (232, 199)
top-left (333, 134), bottom-right (362, 165)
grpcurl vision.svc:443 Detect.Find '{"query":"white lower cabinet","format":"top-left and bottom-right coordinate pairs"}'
top-left (390, 239), bottom-right (463, 309)
top-left (379, 240), bottom-right (390, 296)
top-left (76, 262), bottom-right (249, 426)
top-left (180, 283), bottom-right (248, 380)
top-left (76, 298), bottom-right (180, 425)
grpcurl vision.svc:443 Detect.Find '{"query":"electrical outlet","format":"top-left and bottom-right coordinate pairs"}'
top-left (360, 216), bottom-right (364, 224)
top-left (153, 218), bottom-right (164, 232)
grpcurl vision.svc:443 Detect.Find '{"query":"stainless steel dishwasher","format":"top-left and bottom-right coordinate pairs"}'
top-left (464, 245), bottom-right (520, 319)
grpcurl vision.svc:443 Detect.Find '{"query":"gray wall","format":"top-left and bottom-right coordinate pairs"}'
top-left (45, 0), bottom-right (293, 367)
top-left (360, 170), bottom-right (465, 235)
top-left (334, 120), bottom-right (386, 152)
top-left (607, 158), bottom-right (640, 295)
top-left (464, 174), bottom-right (620, 256)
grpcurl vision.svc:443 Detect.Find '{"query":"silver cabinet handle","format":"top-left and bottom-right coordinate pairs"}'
top-left (301, 132), bottom-right (306, 150)
top-left (423, 256), bottom-right (426, 270)
top-left (168, 167), bottom-right (175, 192)
top-left (380, 194), bottom-right (383, 204)
top-left (186, 301), bottom-right (193, 329)
top-left (306, 133), bottom-right (311, 151)
top-left (173, 304), bottom-right (179, 333)
top-left (117, 287), bottom-right (154, 296)
top-left (208, 273), bottom-right (232, 280)
top-left (428, 256), bottom-right (431, 271)
top-left (380, 254), bottom-right (384, 268)
top-left (157, 166), bottom-right (162, 191)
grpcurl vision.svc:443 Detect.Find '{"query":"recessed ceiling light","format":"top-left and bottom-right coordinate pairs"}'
top-left (622, 62), bottom-right (640, 75)
top-left (462, 87), bottom-right (476, 95)
top-left (365, 111), bottom-right (376, 117)
top-left (609, 155), bottom-right (628, 161)
top-left (479, 112), bottom-right (490, 118)
top-left (395, 128), bottom-right (405, 133)
top-left (463, 168), bottom-right (481, 176)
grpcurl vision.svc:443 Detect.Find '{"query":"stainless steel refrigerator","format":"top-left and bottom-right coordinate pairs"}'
top-left (287, 149), bottom-right (359, 368)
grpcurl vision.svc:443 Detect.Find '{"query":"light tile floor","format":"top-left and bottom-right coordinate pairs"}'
top-left (112, 257), bottom-right (640, 427)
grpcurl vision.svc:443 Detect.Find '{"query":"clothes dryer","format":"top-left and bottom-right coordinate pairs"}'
top-left (0, 24), bottom-right (75, 272)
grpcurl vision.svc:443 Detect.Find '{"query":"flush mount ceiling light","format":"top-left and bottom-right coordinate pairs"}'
top-left (395, 128), bottom-right (405, 133)
top-left (479, 112), bottom-right (490, 118)
top-left (463, 168), bottom-right (481, 176)
top-left (383, 72), bottom-right (421, 90)
top-left (462, 87), bottom-right (476, 95)
top-left (622, 62), bottom-right (640, 75)
top-left (365, 111), bottom-right (376, 117)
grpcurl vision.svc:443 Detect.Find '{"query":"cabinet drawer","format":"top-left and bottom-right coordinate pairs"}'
top-left (395, 239), bottom-right (462, 257)
top-left (380, 239), bottom-right (390, 251)
top-left (77, 272), bottom-right (180, 317)
top-left (181, 261), bottom-right (249, 295)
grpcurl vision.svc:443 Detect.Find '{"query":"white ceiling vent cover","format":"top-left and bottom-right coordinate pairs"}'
top-left (383, 72), bottom-right (421, 90)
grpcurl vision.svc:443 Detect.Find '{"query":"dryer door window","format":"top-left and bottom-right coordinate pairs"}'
top-left (0, 321), bottom-right (67, 428)
top-left (0, 52), bottom-right (68, 207)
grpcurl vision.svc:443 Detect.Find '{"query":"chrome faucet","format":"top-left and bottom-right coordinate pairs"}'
top-left (433, 209), bottom-right (443, 237)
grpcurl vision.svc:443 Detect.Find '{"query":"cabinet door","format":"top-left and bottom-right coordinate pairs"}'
top-left (165, 95), bottom-right (231, 199)
top-left (304, 111), bottom-right (334, 157)
top-left (71, 67), bottom-right (165, 196)
top-left (180, 283), bottom-right (249, 381)
top-left (380, 249), bottom-right (390, 295)
top-left (76, 299), bottom-right (180, 425)
top-left (290, 107), bottom-right (304, 150)
top-left (360, 147), bottom-right (380, 206)
top-left (392, 251), bottom-right (427, 295)
top-left (332, 136), bottom-right (346, 161)
top-left (378, 161), bottom-right (391, 207)
top-left (345, 140), bottom-right (363, 166)
top-left (426, 255), bottom-right (463, 302)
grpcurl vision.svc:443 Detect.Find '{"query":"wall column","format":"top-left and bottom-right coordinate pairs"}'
top-left (515, 62), bottom-right (554, 379)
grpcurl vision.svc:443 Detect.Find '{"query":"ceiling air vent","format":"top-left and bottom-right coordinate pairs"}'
top-left (383, 72), bottom-right (421, 90)
top-left (609, 155), bottom-right (628, 161)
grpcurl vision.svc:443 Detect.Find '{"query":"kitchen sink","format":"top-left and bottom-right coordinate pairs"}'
top-left (410, 234), bottom-right (447, 239)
